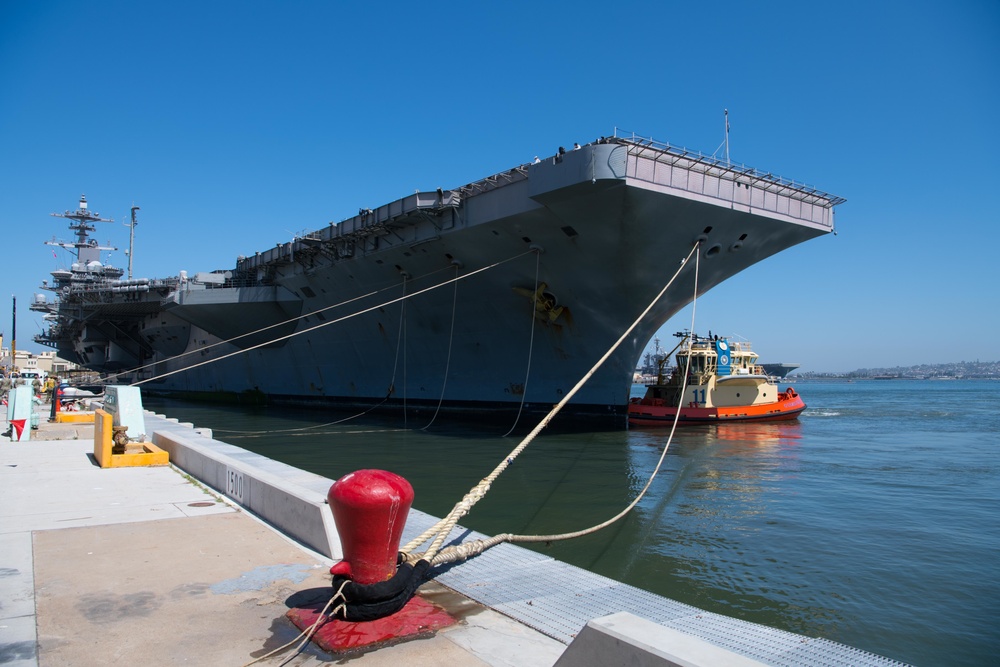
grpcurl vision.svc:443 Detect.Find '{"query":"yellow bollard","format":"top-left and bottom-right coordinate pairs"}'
top-left (93, 409), bottom-right (169, 468)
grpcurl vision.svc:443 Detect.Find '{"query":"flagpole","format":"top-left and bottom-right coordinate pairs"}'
top-left (724, 109), bottom-right (730, 164)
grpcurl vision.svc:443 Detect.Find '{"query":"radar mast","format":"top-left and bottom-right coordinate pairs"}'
top-left (49, 194), bottom-right (116, 265)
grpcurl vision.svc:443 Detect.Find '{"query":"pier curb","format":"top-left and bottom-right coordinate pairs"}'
top-left (554, 612), bottom-right (768, 667)
top-left (148, 415), bottom-right (341, 560)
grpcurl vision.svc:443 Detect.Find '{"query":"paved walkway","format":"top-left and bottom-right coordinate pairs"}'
top-left (0, 410), bottom-right (564, 667)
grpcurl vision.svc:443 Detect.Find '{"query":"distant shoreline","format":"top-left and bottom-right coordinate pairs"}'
top-left (792, 375), bottom-right (999, 381)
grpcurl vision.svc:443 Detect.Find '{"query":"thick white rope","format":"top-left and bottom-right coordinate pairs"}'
top-left (421, 245), bottom-right (702, 566)
top-left (403, 242), bottom-right (702, 562)
top-left (104, 251), bottom-right (504, 386)
top-left (103, 287), bottom-right (381, 385)
top-left (130, 250), bottom-right (535, 387)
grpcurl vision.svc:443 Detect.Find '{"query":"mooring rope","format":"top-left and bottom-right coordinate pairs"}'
top-left (102, 252), bottom-right (503, 387)
top-left (240, 579), bottom-right (351, 667)
top-left (214, 269), bottom-right (415, 437)
top-left (419, 263), bottom-right (460, 431)
top-left (402, 242), bottom-right (702, 563)
top-left (100, 287), bottom-right (381, 386)
top-left (414, 245), bottom-right (702, 567)
top-left (129, 250), bottom-right (535, 387)
top-left (245, 246), bottom-right (702, 663)
top-left (501, 247), bottom-right (542, 438)
top-left (209, 418), bottom-right (405, 437)
top-left (118, 249), bottom-right (529, 439)
top-left (400, 273), bottom-right (408, 428)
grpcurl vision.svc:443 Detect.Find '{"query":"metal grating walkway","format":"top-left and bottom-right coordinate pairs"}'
top-left (403, 510), bottom-right (909, 667)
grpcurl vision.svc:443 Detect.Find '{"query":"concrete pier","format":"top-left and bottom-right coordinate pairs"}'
top-left (1, 400), bottom-right (906, 666)
top-left (1, 414), bottom-right (563, 666)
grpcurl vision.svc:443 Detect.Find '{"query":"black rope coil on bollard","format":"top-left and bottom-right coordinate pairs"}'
top-left (329, 557), bottom-right (431, 622)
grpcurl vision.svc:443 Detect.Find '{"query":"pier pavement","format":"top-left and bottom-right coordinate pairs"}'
top-left (0, 409), bottom-right (564, 666)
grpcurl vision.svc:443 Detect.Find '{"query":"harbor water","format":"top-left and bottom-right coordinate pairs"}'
top-left (146, 380), bottom-right (1000, 666)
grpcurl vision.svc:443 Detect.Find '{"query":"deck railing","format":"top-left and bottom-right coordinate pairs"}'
top-left (613, 128), bottom-right (846, 211)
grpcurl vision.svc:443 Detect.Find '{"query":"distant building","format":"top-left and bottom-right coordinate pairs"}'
top-left (0, 346), bottom-right (77, 376)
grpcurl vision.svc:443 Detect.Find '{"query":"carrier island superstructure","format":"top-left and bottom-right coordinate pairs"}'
top-left (32, 132), bottom-right (844, 426)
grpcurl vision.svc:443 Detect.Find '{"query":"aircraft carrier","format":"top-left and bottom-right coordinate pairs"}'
top-left (32, 131), bottom-right (844, 426)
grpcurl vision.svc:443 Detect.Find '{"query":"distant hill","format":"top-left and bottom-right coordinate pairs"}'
top-left (797, 360), bottom-right (999, 379)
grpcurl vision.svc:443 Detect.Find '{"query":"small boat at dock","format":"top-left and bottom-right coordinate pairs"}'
top-left (628, 333), bottom-right (805, 425)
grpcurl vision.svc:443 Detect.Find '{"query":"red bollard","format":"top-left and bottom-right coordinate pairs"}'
top-left (327, 469), bottom-right (414, 584)
top-left (289, 469), bottom-right (456, 651)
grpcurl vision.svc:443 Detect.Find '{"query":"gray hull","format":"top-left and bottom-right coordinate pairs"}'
top-left (39, 136), bottom-right (843, 426)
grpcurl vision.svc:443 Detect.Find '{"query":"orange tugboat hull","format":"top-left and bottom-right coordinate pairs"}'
top-left (628, 389), bottom-right (805, 426)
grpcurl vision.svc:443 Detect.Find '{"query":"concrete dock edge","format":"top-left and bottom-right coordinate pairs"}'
top-left (150, 417), bottom-right (342, 560)
top-left (554, 612), bottom-right (769, 667)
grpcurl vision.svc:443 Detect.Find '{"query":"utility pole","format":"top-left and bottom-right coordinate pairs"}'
top-left (11, 295), bottom-right (16, 373)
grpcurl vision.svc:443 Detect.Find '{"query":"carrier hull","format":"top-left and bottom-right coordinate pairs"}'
top-left (34, 134), bottom-right (843, 427)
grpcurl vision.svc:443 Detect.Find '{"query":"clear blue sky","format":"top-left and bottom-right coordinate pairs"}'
top-left (1, 1), bottom-right (997, 373)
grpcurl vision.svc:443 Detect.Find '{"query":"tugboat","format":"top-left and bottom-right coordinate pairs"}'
top-left (628, 332), bottom-right (805, 426)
